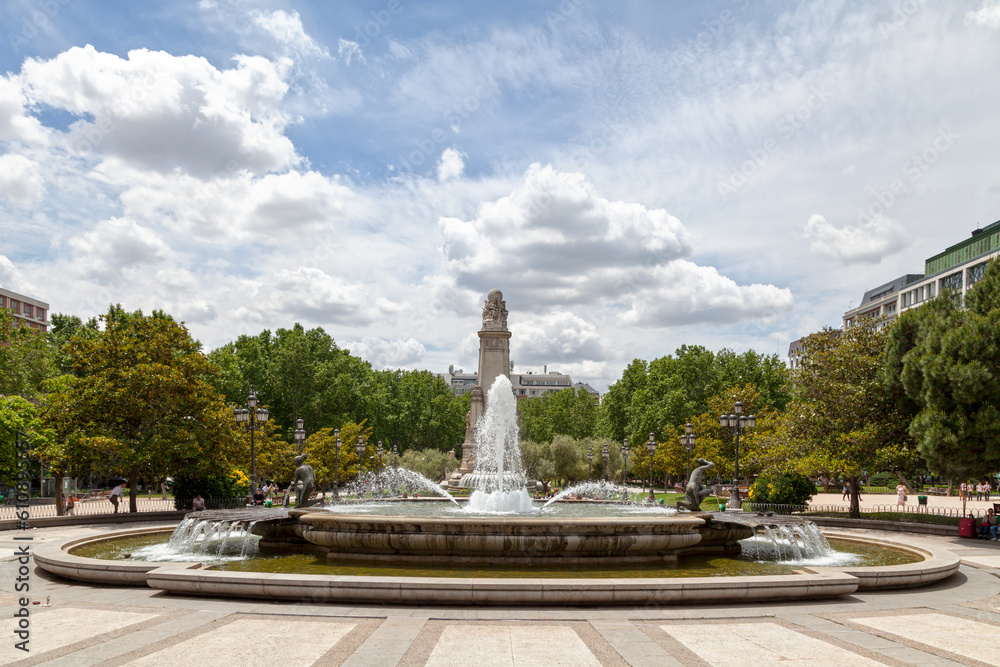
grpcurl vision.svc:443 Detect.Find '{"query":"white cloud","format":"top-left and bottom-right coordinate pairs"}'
top-left (803, 213), bottom-right (908, 264)
top-left (349, 336), bottom-right (426, 368)
top-left (511, 311), bottom-right (611, 365)
top-left (67, 217), bottom-right (171, 282)
top-left (437, 148), bottom-right (465, 181)
top-left (19, 45), bottom-right (297, 177)
top-left (0, 255), bottom-right (37, 294)
top-left (338, 39), bottom-right (366, 66)
top-left (0, 154), bottom-right (43, 203)
top-left (0, 77), bottom-right (47, 144)
top-left (267, 267), bottom-right (379, 324)
top-left (251, 9), bottom-right (330, 59)
top-left (968, 1), bottom-right (1000, 28)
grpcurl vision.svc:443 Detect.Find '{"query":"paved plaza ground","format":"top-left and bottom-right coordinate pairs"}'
top-left (3, 520), bottom-right (1000, 666)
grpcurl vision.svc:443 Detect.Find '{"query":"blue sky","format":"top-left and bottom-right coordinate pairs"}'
top-left (2, 0), bottom-right (1000, 389)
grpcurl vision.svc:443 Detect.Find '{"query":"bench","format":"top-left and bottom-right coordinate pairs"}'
top-left (925, 487), bottom-right (949, 496)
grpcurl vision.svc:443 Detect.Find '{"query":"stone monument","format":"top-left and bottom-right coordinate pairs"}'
top-left (676, 458), bottom-right (716, 512)
top-left (448, 288), bottom-right (511, 489)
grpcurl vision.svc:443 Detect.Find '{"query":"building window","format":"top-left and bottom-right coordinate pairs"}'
top-left (35, 308), bottom-right (44, 321)
top-left (941, 272), bottom-right (963, 293)
top-left (23, 304), bottom-right (32, 318)
top-left (10, 300), bottom-right (18, 314)
top-left (968, 261), bottom-right (988, 287)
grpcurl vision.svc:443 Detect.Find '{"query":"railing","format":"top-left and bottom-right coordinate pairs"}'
top-left (736, 501), bottom-right (985, 526)
top-left (172, 497), bottom-right (248, 511)
top-left (0, 497), bottom-right (178, 520)
top-left (739, 502), bottom-right (808, 515)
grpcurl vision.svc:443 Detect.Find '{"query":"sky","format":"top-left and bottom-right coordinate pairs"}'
top-left (2, 0), bottom-right (1000, 391)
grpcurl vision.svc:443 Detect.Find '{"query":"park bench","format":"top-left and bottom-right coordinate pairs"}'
top-left (925, 487), bottom-right (949, 496)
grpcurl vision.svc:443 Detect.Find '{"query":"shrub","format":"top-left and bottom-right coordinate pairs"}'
top-left (172, 469), bottom-right (249, 509)
top-left (868, 472), bottom-right (898, 488)
top-left (748, 473), bottom-right (815, 506)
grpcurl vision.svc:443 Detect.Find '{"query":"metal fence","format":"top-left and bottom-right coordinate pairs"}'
top-left (737, 501), bottom-right (986, 526)
top-left (0, 497), bottom-right (177, 520)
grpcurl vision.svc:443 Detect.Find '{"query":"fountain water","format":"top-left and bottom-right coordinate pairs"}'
top-left (145, 516), bottom-right (259, 562)
top-left (326, 466), bottom-right (461, 506)
top-left (461, 375), bottom-right (537, 513)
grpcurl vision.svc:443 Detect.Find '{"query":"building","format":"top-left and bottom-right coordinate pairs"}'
top-left (788, 219), bottom-right (1000, 367)
top-left (438, 365), bottom-right (577, 399)
top-left (842, 219), bottom-right (1000, 330)
top-left (0, 287), bottom-right (49, 333)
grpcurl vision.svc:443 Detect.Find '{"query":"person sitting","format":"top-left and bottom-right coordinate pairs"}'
top-left (192, 494), bottom-right (206, 511)
top-left (251, 489), bottom-right (265, 505)
top-left (979, 508), bottom-right (998, 539)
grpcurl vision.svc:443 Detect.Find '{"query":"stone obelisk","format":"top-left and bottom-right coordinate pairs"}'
top-left (454, 288), bottom-right (511, 484)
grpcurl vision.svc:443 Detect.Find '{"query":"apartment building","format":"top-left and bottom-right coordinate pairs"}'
top-left (0, 287), bottom-right (49, 333)
top-left (437, 365), bottom-right (577, 399)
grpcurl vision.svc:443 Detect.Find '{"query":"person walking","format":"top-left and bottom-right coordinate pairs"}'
top-left (896, 482), bottom-right (907, 506)
top-left (65, 494), bottom-right (76, 515)
top-left (986, 481), bottom-right (993, 502)
top-left (976, 482), bottom-right (983, 502)
top-left (842, 482), bottom-right (849, 501)
top-left (109, 482), bottom-right (125, 514)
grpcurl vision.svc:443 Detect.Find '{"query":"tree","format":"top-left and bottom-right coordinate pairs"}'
top-left (57, 308), bottom-right (241, 511)
top-left (519, 388), bottom-right (599, 444)
top-left (786, 320), bottom-right (912, 517)
top-left (0, 308), bottom-right (56, 398)
top-left (398, 447), bottom-right (459, 483)
top-left (884, 260), bottom-right (1000, 481)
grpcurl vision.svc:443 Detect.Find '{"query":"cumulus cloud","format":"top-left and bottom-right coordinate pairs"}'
top-left (437, 147), bottom-right (465, 181)
top-left (803, 213), bottom-right (908, 264)
top-left (511, 311), bottom-right (611, 364)
top-left (68, 217), bottom-right (171, 282)
top-left (968, 1), bottom-right (1000, 28)
top-left (268, 267), bottom-right (379, 324)
top-left (439, 164), bottom-right (691, 303)
top-left (0, 77), bottom-right (47, 144)
top-left (19, 45), bottom-right (297, 177)
top-left (349, 336), bottom-right (426, 368)
top-left (0, 154), bottom-right (44, 203)
top-left (622, 261), bottom-right (794, 327)
top-left (0, 255), bottom-right (37, 294)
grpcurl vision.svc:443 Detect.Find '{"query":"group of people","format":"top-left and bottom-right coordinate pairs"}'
top-left (960, 481), bottom-right (994, 501)
top-left (979, 508), bottom-right (1000, 539)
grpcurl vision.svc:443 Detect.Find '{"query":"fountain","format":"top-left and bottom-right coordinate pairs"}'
top-left (33, 288), bottom-right (960, 604)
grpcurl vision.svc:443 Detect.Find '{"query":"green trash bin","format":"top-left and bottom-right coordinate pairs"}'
top-left (918, 495), bottom-right (927, 506)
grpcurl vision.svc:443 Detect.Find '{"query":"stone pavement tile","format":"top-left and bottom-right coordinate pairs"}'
top-left (341, 617), bottom-right (425, 667)
top-left (398, 620), bottom-right (627, 667)
top-left (590, 620), bottom-right (684, 667)
top-left (848, 610), bottom-right (1000, 666)
top-left (658, 620), bottom-right (892, 667)
top-left (102, 614), bottom-right (358, 667)
top-left (0, 606), bottom-right (171, 667)
top-left (36, 610), bottom-right (230, 667)
top-left (960, 555), bottom-right (1000, 569)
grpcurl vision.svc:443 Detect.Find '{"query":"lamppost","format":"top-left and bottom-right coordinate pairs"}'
top-left (234, 393), bottom-right (269, 494)
top-left (587, 445), bottom-right (593, 481)
top-left (294, 418), bottom-right (305, 454)
top-left (333, 428), bottom-right (341, 500)
top-left (377, 441), bottom-right (384, 475)
top-left (719, 401), bottom-right (756, 503)
top-left (621, 438), bottom-right (630, 502)
top-left (601, 442), bottom-right (609, 483)
top-left (392, 442), bottom-right (398, 469)
top-left (355, 436), bottom-right (366, 480)
top-left (646, 433), bottom-right (657, 501)
top-left (681, 422), bottom-right (695, 483)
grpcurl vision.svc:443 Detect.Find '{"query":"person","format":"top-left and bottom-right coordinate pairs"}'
top-left (980, 508), bottom-right (998, 539)
top-left (986, 481), bottom-right (993, 502)
top-left (65, 494), bottom-right (76, 515)
top-left (960, 481), bottom-right (967, 501)
top-left (842, 482), bottom-right (849, 501)
top-left (192, 494), bottom-right (205, 511)
top-left (976, 482), bottom-right (983, 502)
top-left (896, 483), bottom-right (907, 506)
top-left (252, 489), bottom-right (265, 505)
top-left (109, 482), bottom-right (125, 514)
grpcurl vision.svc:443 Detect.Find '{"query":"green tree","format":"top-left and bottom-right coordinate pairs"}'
top-left (884, 260), bottom-right (1000, 481)
top-left (0, 308), bottom-right (57, 398)
top-left (57, 308), bottom-right (241, 511)
top-left (787, 320), bottom-right (913, 517)
top-left (398, 447), bottom-right (459, 483)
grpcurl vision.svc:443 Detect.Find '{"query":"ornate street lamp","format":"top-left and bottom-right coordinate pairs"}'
top-left (602, 442), bottom-right (609, 483)
top-left (681, 422), bottom-right (695, 483)
top-left (377, 441), bottom-right (384, 476)
top-left (392, 442), bottom-right (398, 469)
top-left (621, 438), bottom-right (630, 501)
top-left (587, 444), bottom-right (593, 481)
top-left (646, 432), bottom-right (657, 501)
top-left (719, 401), bottom-right (755, 503)
top-left (234, 393), bottom-right (268, 494)
top-left (332, 428), bottom-right (341, 500)
top-left (355, 436), bottom-right (366, 478)
top-left (293, 418), bottom-right (305, 454)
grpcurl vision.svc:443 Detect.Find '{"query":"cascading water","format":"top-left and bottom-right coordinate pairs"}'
top-left (134, 518), bottom-right (260, 562)
top-left (740, 521), bottom-right (854, 566)
top-left (462, 375), bottom-right (537, 513)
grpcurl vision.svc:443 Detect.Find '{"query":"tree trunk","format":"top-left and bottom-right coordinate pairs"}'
top-left (849, 475), bottom-right (861, 519)
top-left (54, 472), bottom-right (64, 516)
top-left (946, 479), bottom-right (953, 496)
top-left (161, 482), bottom-right (168, 500)
top-left (128, 467), bottom-right (140, 513)
top-left (896, 471), bottom-right (913, 492)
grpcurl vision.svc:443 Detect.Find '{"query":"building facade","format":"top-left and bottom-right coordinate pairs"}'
top-left (842, 220), bottom-right (1000, 331)
top-left (438, 365), bottom-right (577, 399)
top-left (0, 287), bottom-right (49, 333)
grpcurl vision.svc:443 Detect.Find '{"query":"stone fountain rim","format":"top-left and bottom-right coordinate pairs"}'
top-left (292, 509), bottom-right (708, 527)
top-left (33, 524), bottom-right (960, 606)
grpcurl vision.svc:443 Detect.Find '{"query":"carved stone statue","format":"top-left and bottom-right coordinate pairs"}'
top-left (291, 453), bottom-right (318, 509)
top-left (481, 288), bottom-right (508, 330)
top-left (676, 458), bottom-right (716, 512)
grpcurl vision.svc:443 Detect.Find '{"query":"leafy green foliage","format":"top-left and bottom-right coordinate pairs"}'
top-left (171, 469), bottom-right (249, 509)
top-left (518, 388), bottom-right (598, 443)
top-left (397, 447), bottom-right (460, 483)
top-left (0, 308), bottom-right (57, 398)
top-left (748, 473), bottom-right (815, 505)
